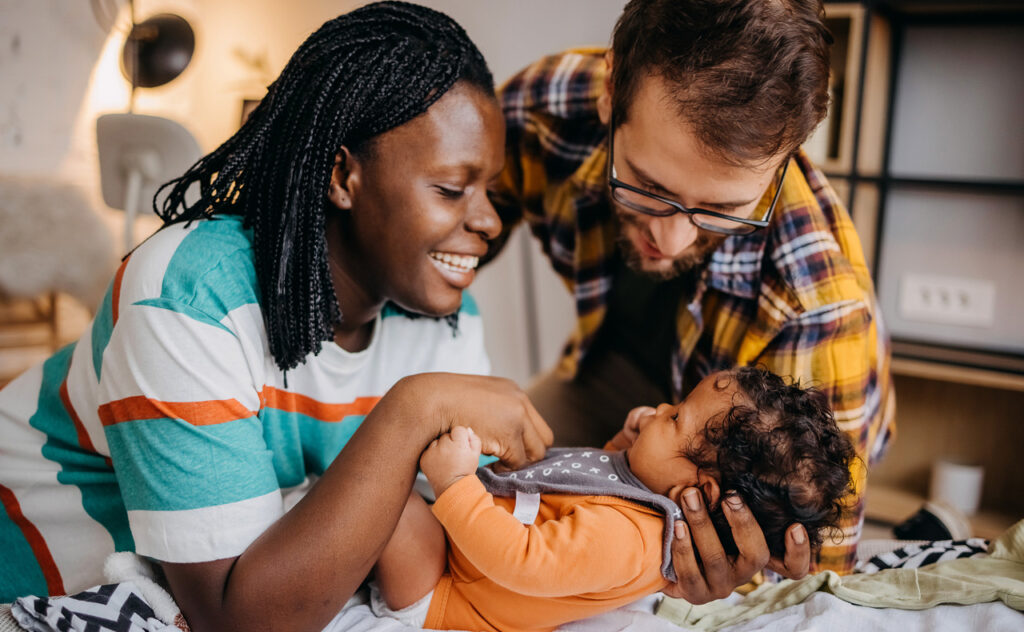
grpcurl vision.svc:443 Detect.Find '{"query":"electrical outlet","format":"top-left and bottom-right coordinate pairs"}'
top-left (899, 273), bottom-right (996, 328)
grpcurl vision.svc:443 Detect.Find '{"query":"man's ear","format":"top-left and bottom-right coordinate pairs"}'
top-left (597, 50), bottom-right (613, 125)
top-left (327, 146), bottom-right (360, 211)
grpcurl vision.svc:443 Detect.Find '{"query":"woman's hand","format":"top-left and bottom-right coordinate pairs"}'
top-left (606, 405), bottom-right (655, 450)
top-left (664, 488), bottom-right (811, 603)
top-left (390, 373), bottom-right (553, 470)
top-left (420, 425), bottom-right (482, 497)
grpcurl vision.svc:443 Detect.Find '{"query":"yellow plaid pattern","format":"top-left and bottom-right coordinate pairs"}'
top-left (490, 50), bottom-right (895, 574)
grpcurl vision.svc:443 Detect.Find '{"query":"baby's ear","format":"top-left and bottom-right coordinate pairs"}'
top-left (697, 473), bottom-right (721, 509)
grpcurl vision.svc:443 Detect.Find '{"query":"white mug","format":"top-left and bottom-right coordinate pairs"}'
top-left (929, 459), bottom-right (985, 516)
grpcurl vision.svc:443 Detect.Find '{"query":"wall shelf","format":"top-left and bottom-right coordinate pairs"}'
top-left (825, 174), bottom-right (1024, 195)
top-left (865, 484), bottom-right (1019, 541)
top-left (821, 0), bottom-right (1024, 532)
top-left (891, 356), bottom-right (1024, 393)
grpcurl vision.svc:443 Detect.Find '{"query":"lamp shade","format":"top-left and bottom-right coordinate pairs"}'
top-left (96, 113), bottom-right (201, 252)
top-left (121, 14), bottom-right (195, 89)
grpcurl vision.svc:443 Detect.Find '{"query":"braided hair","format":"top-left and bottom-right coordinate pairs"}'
top-left (154, 1), bottom-right (494, 371)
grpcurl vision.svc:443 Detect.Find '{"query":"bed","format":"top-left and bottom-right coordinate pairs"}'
top-left (5, 521), bottom-right (1023, 632)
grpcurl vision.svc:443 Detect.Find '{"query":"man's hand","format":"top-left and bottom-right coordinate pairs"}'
top-left (606, 405), bottom-right (655, 450)
top-left (664, 488), bottom-right (811, 603)
top-left (420, 426), bottom-right (483, 497)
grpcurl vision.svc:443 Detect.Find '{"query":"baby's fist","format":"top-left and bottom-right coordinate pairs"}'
top-left (608, 405), bottom-right (656, 450)
top-left (420, 425), bottom-right (483, 497)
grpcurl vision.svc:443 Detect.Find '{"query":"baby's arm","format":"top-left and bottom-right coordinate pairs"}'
top-left (373, 427), bottom-right (484, 612)
top-left (428, 474), bottom-right (659, 598)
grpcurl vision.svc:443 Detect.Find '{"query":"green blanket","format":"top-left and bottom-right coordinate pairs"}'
top-left (658, 519), bottom-right (1024, 629)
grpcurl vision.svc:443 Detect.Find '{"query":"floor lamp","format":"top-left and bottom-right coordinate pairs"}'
top-left (95, 8), bottom-right (200, 254)
top-left (96, 113), bottom-right (200, 253)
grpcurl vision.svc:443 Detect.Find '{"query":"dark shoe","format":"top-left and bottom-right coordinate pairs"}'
top-left (893, 500), bottom-right (971, 541)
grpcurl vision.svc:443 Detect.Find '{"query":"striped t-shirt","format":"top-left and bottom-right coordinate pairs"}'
top-left (0, 216), bottom-right (489, 600)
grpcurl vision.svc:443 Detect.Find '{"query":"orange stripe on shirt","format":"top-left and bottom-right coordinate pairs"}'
top-left (110, 256), bottom-right (130, 327)
top-left (98, 395), bottom-right (253, 427)
top-left (59, 377), bottom-right (113, 468)
top-left (0, 483), bottom-right (65, 596)
top-left (60, 378), bottom-right (96, 453)
top-left (261, 387), bottom-right (380, 422)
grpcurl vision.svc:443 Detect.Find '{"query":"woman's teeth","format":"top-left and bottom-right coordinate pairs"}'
top-left (429, 251), bottom-right (479, 273)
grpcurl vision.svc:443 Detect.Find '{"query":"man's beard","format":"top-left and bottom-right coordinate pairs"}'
top-left (614, 208), bottom-right (727, 281)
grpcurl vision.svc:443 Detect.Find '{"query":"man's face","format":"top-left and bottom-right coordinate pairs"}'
top-left (609, 74), bottom-right (783, 279)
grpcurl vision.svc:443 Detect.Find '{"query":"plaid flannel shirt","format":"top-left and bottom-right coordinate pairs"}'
top-left (490, 49), bottom-right (895, 574)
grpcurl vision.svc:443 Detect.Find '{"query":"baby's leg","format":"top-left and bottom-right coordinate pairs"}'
top-left (375, 489), bottom-right (448, 610)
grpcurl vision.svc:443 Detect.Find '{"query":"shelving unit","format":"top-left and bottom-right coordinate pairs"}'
top-left (865, 485), bottom-right (1015, 541)
top-left (814, 0), bottom-right (1024, 538)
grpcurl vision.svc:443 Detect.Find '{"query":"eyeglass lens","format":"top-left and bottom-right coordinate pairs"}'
top-left (611, 170), bottom-right (781, 233)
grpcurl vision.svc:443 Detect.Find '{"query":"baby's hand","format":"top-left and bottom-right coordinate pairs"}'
top-left (420, 425), bottom-right (483, 497)
top-left (607, 405), bottom-right (656, 450)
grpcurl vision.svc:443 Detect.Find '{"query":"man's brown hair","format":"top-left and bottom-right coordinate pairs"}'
top-left (611, 0), bottom-right (832, 166)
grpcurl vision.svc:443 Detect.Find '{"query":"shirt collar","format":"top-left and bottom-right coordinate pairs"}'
top-left (705, 229), bottom-right (769, 300)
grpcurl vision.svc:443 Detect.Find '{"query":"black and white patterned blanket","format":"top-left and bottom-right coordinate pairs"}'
top-left (11, 583), bottom-right (185, 632)
top-left (856, 537), bottom-right (990, 574)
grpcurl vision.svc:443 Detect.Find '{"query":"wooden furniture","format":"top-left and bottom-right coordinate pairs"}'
top-left (0, 293), bottom-right (60, 388)
top-left (815, 0), bottom-right (1024, 537)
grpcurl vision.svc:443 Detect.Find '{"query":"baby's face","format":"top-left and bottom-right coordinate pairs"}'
top-left (626, 371), bottom-right (738, 500)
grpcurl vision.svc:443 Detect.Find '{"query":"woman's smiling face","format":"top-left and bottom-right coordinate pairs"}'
top-left (329, 82), bottom-right (505, 318)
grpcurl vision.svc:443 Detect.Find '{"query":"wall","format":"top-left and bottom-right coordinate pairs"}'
top-left (875, 23), bottom-right (1024, 356)
top-left (0, 0), bottom-right (629, 384)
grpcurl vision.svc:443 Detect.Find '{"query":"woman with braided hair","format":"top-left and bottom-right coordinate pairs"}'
top-left (0, 3), bottom-right (553, 629)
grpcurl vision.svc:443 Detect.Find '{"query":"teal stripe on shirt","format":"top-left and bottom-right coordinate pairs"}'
top-left (259, 409), bottom-right (496, 485)
top-left (460, 291), bottom-right (480, 316)
top-left (153, 217), bottom-right (260, 325)
top-left (0, 495), bottom-right (49, 601)
top-left (105, 415), bottom-right (279, 512)
top-left (29, 344), bottom-right (134, 552)
top-left (260, 410), bottom-right (367, 485)
top-left (90, 277), bottom-right (116, 381)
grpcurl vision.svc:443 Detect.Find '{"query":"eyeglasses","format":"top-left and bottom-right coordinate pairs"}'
top-left (607, 116), bottom-right (788, 236)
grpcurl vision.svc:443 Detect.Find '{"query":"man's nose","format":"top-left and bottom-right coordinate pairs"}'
top-left (648, 213), bottom-right (699, 257)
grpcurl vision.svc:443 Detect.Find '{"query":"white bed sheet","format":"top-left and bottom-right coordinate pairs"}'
top-left (5, 589), bottom-right (1020, 631)
top-left (320, 588), bottom-right (1024, 632)
top-left (709, 592), bottom-right (1024, 632)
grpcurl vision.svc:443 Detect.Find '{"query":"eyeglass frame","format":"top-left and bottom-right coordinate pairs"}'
top-left (606, 114), bottom-right (789, 236)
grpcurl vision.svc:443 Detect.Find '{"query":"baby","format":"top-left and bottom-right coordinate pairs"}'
top-left (373, 366), bottom-right (856, 632)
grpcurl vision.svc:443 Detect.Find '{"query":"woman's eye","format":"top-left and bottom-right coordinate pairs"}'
top-left (436, 186), bottom-right (465, 199)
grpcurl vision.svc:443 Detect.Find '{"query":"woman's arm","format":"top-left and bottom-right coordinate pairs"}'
top-left (163, 373), bottom-right (551, 632)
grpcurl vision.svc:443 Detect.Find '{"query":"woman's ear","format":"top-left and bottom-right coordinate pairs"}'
top-left (327, 146), bottom-right (360, 211)
top-left (597, 50), bottom-right (613, 125)
top-left (697, 472), bottom-right (721, 509)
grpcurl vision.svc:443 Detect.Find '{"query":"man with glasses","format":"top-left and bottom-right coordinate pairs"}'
top-left (488, 0), bottom-right (894, 594)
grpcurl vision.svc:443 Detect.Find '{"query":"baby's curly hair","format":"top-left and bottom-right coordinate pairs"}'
top-left (686, 366), bottom-right (857, 558)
